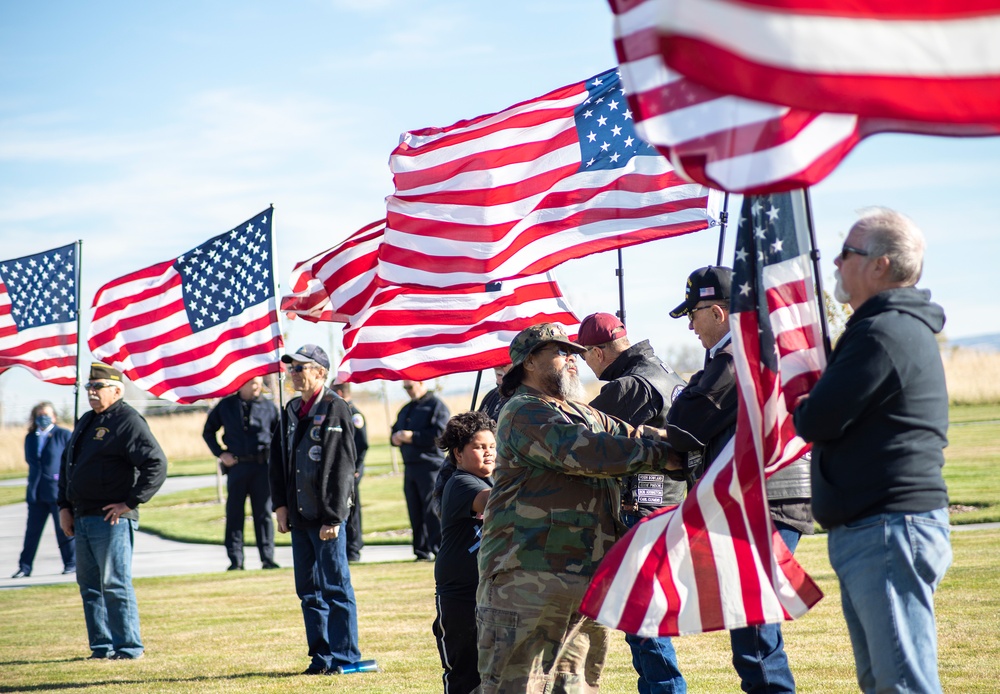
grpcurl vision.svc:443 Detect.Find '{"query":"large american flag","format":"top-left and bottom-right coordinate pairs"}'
top-left (337, 274), bottom-right (578, 384)
top-left (88, 210), bottom-right (283, 403)
top-left (610, 0), bottom-right (1000, 195)
top-left (646, 0), bottom-right (1000, 126)
top-left (0, 243), bottom-right (78, 385)
top-left (280, 219), bottom-right (384, 324)
top-left (379, 67), bottom-right (720, 289)
top-left (580, 190), bottom-right (824, 636)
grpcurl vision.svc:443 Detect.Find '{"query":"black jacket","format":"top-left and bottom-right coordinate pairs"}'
top-left (794, 287), bottom-right (949, 528)
top-left (58, 400), bottom-right (167, 520)
top-left (588, 340), bottom-right (687, 509)
top-left (202, 393), bottom-right (278, 460)
top-left (391, 392), bottom-right (450, 467)
top-left (269, 387), bottom-right (357, 528)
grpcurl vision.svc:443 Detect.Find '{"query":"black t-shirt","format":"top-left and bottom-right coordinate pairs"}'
top-left (434, 469), bottom-right (492, 600)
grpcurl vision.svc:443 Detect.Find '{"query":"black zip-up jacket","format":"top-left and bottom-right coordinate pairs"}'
top-left (58, 399), bottom-right (167, 520)
top-left (794, 287), bottom-right (949, 529)
top-left (269, 388), bottom-right (357, 528)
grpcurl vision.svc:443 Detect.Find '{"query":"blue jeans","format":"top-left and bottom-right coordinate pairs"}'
top-left (621, 511), bottom-right (687, 694)
top-left (291, 522), bottom-right (361, 670)
top-left (728, 523), bottom-right (800, 693)
top-left (74, 515), bottom-right (143, 657)
top-left (828, 509), bottom-right (951, 694)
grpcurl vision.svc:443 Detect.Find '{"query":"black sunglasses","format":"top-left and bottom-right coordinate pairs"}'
top-left (289, 364), bottom-right (314, 373)
top-left (84, 382), bottom-right (116, 391)
top-left (840, 244), bottom-right (870, 261)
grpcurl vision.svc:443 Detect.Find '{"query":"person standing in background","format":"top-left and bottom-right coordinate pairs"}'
top-left (332, 381), bottom-right (369, 563)
top-left (12, 401), bottom-right (75, 578)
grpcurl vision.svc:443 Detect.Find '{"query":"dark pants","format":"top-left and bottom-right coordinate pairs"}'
top-left (291, 522), bottom-right (361, 670)
top-left (225, 462), bottom-right (274, 567)
top-left (434, 594), bottom-right (480, 694)
top-left (345, 471), bottom-right (363, 560)
top-left (19, 500), bottom-right (75, 574)
top-left (404, 463), bottom-right (441, 560)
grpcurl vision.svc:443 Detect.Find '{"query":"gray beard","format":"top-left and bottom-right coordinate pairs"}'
top-left (833, 268), bottom-right (851, 304)
top-left (542, 363), bottom-right (586, 401)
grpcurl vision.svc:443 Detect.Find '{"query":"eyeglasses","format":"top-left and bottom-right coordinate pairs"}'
top-left (547, 346), bottom-right (574, 358)
top-left (687, 305), bottom-right (716, 324)
top-left (402, 385), bottom-right (415, 391)
top-left (84, 382), bottom-right (115, 391)
top-left (289, 364), bottom-right (314, 373)
top-left (840, 244), bottom-right (870, 261)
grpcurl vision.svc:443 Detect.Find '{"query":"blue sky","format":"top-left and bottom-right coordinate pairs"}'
top-left (3, 1), bottom-right (999, 422)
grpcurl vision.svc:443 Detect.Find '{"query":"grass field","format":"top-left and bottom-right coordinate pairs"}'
top-left (1, 529), bottom-right (997, 693)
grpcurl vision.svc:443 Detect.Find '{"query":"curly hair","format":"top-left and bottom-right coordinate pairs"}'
top-left (437, 410), bottom-right (497, 466)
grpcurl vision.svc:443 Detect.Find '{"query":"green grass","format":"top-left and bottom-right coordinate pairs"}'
top-left (0, 529), bottom-right (997, 692)
top-left (0, 484), bottom-right (25, 506)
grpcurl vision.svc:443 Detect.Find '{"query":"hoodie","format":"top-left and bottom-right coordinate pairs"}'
top-left (793, 287), bottom-right (949, 528)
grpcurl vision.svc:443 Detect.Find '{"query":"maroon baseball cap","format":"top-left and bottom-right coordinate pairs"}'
top-left (576, 312), bottom-right (627, 347)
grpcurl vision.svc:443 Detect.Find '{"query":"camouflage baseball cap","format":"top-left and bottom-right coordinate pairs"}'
top-left (509, 323), bottom-right (587, 368)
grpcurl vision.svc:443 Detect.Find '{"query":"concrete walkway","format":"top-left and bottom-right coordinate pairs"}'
top-left (0, 475), bottom-right (413, 590)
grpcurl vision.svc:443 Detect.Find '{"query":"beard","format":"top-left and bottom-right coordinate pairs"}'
top-left (540, 361), bottom-right (586, 401)
top-left (833, 268), bottom-right (851, 304)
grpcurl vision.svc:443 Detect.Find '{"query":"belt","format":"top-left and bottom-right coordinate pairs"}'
top-left (235, 451), bottom-right (269, 464)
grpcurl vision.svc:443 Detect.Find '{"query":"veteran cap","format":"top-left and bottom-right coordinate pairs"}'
top-left (89, 362), bottom-right (123, 383)
top-left (281, 343), bottom-right (331, 370)
top-left (669, 266), bottom-right (733, 319)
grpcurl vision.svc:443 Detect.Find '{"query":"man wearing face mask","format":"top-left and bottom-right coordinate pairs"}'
top-left (12, 402), bottom-right (75, 578)
top-left (58, 363), bottom-right (167, 660)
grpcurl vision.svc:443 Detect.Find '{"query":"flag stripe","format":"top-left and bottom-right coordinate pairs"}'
top-left (656, 0), bottom-right (1000, 124)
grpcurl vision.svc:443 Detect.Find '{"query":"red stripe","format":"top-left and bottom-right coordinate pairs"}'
top-left (341, 346), bottom-right (511, 383)
top-left (662, 34), bottom-right (1000, 125)
top-left (722, 0), bottom-right (1000, 19)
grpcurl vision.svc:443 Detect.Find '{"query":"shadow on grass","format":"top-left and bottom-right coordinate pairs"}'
top-left (0, 668), bottom-right (308, 692)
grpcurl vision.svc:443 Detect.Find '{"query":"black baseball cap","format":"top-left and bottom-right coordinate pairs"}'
top-left (669, 266), bottom-right (733, 319)
top-left (281, 344), bottom-right (331, 370)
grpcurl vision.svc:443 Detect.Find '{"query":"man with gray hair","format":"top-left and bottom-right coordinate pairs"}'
top-left (794, 208), bottom-right (951, 693)
top-left (58, 363), bottom-right (167, 660)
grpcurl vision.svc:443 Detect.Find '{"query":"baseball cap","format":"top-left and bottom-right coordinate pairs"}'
top-left (281, 344), bottom-right (331, 370)
top-left (669, 266), bottom-right (733, 319)
top-left (508, 323), bottom-right (587, 368)
top-left (576, 312), bottom-right (627, 347)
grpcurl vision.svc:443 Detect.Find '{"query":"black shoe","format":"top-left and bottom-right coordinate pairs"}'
top-left (226, 563), bottom-right (244, 571)
top-left (63, 566), bottom-right (76, 574)
top-left (261, 560), bottom-right (280, 569)
top-left (88, 651), bottom-right (112, 660)
top-left (10, 568), bottom-right (29, 579)
top-left (110, 651), bottom-right (143, 660)
top-left (347, 554), bottom-right (361, 563)
top-left (302, 664), bottom-right (329, 675)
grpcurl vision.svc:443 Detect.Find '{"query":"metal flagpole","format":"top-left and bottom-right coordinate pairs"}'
top-left (73, 240), bottom-right (83, 423)
top-left (801, 189), bottom-right (833, 357)
top-left (470, 371), bottom-right (483, 412)
top-left (715, 192), bottom-right (731, 266)
top-left (616, 249), bottom-right (626, 325)
top-left (266, 204), bottom-right (290, 494)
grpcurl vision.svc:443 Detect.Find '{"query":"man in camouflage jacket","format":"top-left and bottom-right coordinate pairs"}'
top-left (476, 323), bottom-right (679, 694)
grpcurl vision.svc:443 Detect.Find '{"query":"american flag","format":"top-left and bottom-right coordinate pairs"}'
top-left (647, 0), bottom-right (1000, 126)
top-left (379, 67), bottom-right (721, 289)
top-left (0, 243), bottom-right (78, 385)
top-left (88, 210), bottom-right (283, 403)
top-left (337, 274), bottom-right (578, 383)
top-left (280, 219), bottom-right (384, 324)
top-left (610, 0), bottom-right (1000, 194)
top-left (580, 190), bottom-right (824, 636)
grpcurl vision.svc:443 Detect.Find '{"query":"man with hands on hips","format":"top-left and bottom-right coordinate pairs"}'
top-left (269, 344), bottom-right (370, 675)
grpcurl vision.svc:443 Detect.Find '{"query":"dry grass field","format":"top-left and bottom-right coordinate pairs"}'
top-left (0, 348), bottom-right (996, 478)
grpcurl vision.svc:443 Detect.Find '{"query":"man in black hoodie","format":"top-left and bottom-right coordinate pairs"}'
top-left (794, 208), bottom-right (950, 694)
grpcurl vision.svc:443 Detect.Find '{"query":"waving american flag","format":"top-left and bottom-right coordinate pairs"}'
top-left (0, 243), bottom-right (78, 385)
top-left (88, 210), bottom-right (283, 403)
top-left (581, 190), bottom-right (824, 636)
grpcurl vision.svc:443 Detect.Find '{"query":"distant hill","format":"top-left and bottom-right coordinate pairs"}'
top-left (948, 333), bottom-right (1000, 353)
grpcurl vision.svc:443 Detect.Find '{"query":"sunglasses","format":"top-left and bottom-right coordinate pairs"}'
top-left (687, 305), bottom-right (716, 324)
top-left (289, 364), bottom-right (314, 373)
top-left (840, 244), bottom-right (870, 261)
top-left (84, 382), bottom-right (116, 391)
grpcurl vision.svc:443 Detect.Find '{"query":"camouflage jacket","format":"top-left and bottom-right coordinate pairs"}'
top-left (478, 384), bottom-right (673, 580)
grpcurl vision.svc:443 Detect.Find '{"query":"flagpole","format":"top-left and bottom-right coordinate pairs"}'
top-left (715, 193), bottom-right (730, 266)
top-left (470, 371), bottom-right (483, 412)
top-left (267, 204), bottom-right (290, 481)
top-left (73, 239), bottom-right (83, 424)
top-left (801, 189), bottom-right (833, 356)
top-left (616, 249), bottom-right (626, 325)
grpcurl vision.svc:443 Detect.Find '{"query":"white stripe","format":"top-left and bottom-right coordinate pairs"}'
top-left (664, 0), bottom-right (1000, 76)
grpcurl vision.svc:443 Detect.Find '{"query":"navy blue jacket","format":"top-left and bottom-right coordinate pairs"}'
top-left (202, 393), bottom-right (278, 459)
top-left (25, 426), bottom-right (72, 504)
top-left (391, 392), bottom-right (450, 467)
top-left (794, 287), bottom-right (949, 528)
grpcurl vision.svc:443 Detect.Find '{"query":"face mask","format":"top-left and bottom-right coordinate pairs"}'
top-left (35, 415), bottom-right (53, 430)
